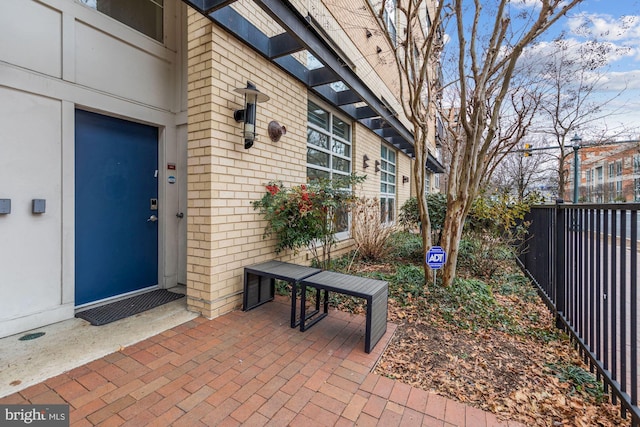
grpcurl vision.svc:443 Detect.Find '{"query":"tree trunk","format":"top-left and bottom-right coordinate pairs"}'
top-left (412, 137), bottom-right (433, 285)
top-left (440, 199), bottom-right (466, 287)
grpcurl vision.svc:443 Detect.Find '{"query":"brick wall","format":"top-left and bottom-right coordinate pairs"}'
top-left (186, 4), bottom-right (419, 319)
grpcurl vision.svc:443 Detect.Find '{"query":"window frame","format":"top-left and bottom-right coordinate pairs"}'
top-left (306, 99), bottom-right (353, 239)
top-left (380, 144), bottom-right (397, 224)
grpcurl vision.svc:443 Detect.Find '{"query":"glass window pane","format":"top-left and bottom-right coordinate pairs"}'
top-left (307, 167), bottom-right (330, 181)
top-left (389, 164), bottom-right (396, 174)
top-left (332, 118), bottom-right (350, 141)
top-left (307, 148), bottom-right (330, 168)
top-left (333, 158), bottom-right (351, 173)
top-left (388, 198), bottom-right (394, 222)
top-left (90, 0), bottom-right (164, 42)
top-left (381, 172), bottom-right (388, 182)
top-left (335, 206), bottom-right (349, 233)
top-left (388, 185), bottom-right (395, 194)
top-left (381, 145), bottom-right (387, 159)
top-left (332, 140), bottom-right (351, 157)
top-left (307, 129), bottom-right (329, 149)
top-left (389, 150), bottom-right (396, 163)
top-left (308, 102), bottom-right (329, 130)
top-left (381, 183), bottom-right (387, 193)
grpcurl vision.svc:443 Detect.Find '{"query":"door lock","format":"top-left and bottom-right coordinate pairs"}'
top-left (147, 215), bottom-right (158, 222)
top-left (176, 212), bottom-right (184, 218)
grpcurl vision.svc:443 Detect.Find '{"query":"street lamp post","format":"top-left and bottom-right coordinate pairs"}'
top-left (571, 133), bottom-right (582, 203)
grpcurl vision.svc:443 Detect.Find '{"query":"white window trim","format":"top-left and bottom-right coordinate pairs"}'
top-left (306, 98), bottom-right (353, 240)
top-left (380, 143), bottom-right (397, 225)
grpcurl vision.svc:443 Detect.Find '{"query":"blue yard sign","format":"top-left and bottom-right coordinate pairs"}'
top-left (426, 246), bottom-right (446, 270)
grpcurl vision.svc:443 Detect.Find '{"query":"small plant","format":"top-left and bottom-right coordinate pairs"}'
top-left (546, 362), bottom-right (605, 403)
top-left (351, 197), bottom-right (395, 261)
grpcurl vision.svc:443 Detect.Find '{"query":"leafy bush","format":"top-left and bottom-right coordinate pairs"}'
top-left (398, 193), bottom-right (447, 232)
top-left (351, 197), bottom-right (395, 261)
top-left (252, 175), bottom-right (364, 268)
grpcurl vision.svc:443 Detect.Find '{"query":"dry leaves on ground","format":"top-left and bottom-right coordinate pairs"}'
top-left (352, 261), bottom-right (632, 427)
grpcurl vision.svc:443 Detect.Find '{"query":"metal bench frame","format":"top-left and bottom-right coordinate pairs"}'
top-left (300, 270), bottom-right (388, 354)
top-left (243, 261), bottom-right (389, 353)
top-left (243, 260), bottom-right (321, 328)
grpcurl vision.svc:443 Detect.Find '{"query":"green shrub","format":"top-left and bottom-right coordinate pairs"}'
top-left (388, 264), bottom-right (426, 305)
top-left (428, 278), bottom-right (517, 331)
top-left (387, 232), bottom-right (423, 262)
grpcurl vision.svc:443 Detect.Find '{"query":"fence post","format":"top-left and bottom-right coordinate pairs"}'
top-left (554, 199), bottom-right (566, 330)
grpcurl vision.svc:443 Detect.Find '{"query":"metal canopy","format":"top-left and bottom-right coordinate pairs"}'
top-left (181, 0), bottom-right (445, 169)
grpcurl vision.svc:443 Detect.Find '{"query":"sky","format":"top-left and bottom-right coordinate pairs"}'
top-left (543, 0), bottom-right (640, 138)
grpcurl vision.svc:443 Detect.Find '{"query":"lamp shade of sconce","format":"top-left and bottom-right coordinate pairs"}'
top-left (365, 29), bottom-right (372, 38)
top-left (363, 154), bottom-right (370, 169)
top-left (233, 81), bottom-right (270, 149)
top-left (376, 46), bottom-right (382, 54)
top-left (268, 121), bottom-right (287, 142)
top-left (374, 160), bottom-right (380, 173)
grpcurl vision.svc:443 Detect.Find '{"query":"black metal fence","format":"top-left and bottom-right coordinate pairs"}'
top-left (517, 202), bottom-right (639, 426)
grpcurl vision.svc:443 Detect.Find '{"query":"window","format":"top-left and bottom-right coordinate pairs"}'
top-left (616, 181), bottom-right (623, 199)
top-left (383, 0), bottom-right (397, 46)
top-left (608, 182), bottom-right (614, 202)
top-left (635, 178), bottom-right (640, 202)
top-left (608, 163), bottom-right (614, 178)
top-left (307, 101), bottom-right (352, 233)
top-left (596, 166), bottom-right (603, 182)
top-left (616, 160), bottom-right (623, 176)
top-left (80, 0), bottom-right (164, 42)
top-left (634, 155), bottom-right (640, 174)
top-left (380, 145), bottom-right (396, 224)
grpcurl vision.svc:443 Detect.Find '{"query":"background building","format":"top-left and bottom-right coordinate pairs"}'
top-left (566, 142), bottom-right (640, 203)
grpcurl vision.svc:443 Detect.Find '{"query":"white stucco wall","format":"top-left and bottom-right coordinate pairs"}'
top-left (0, 0), bottom-right (188, 338)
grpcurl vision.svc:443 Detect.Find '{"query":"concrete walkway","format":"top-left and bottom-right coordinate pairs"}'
top-left (0, 296), bottom-right (525, 426)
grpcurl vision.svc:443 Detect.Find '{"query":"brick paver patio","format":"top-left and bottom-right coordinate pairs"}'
top-left (1, 296), bottom-right (525, 426)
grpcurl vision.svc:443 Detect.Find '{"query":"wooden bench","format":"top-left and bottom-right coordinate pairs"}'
top-left (243, 260), bottom-right (321, 328)
top-left (300, 271), bottom-right (388, 354)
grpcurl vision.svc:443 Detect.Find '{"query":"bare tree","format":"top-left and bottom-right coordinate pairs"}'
top-left (526, 36), bottom-right (630, 200)
top-left (373, 0), bottom-right (582, 286)
top-left (490, 139), bottom-right (555, 202)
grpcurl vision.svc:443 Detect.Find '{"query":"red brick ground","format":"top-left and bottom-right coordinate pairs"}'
top-left (1, 297), bottom-right (526, 426)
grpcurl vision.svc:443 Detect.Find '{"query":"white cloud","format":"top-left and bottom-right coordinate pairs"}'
top-left (567, 12), bottom-right (640, 42)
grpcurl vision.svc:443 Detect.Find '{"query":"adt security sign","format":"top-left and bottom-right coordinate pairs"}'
top-left (426, 246), bottom-right (446, 270)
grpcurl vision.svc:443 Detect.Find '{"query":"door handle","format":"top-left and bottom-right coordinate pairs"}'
top-left (176, 212), bottom-right (184, 218)
top-left (147, 215), bottom-right (158, 222)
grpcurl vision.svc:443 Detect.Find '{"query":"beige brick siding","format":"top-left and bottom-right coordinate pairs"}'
top-left (186, 3), bottom-right (422, 319)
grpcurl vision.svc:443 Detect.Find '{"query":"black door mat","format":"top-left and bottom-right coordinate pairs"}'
top-left (75, 289), bottom-right (185, 326)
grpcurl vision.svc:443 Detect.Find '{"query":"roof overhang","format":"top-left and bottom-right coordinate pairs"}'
top-left (181, 0), bottom-right (420, 158)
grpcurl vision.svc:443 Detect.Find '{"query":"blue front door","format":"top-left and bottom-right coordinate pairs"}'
top-left (75, 110), bottom-right (159, 306)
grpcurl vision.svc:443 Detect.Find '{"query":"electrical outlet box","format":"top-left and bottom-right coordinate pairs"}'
top-left (32, 199), bottom-right (46, 214)
top-left (0, 199), bottom-right (10, 214)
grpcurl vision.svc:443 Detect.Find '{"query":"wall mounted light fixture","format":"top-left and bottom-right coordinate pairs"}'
top-left (233, 81), bottom-right (270, 149)
top-left (363, 154), bottom-right (370, 169)
top-left (374, 160), bottom-right (380, 173)
top-left (402, 176), bottom-right (409, 184)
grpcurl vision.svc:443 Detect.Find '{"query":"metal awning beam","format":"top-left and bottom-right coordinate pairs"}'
top-left (269, 32), bottom-right (305, 58)
top-left (309, 67), bottom-right (340, 86)
top-left (181, 0), bottom-right (416, 157)
top-left (252, 0), bottom-right (415, 154)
